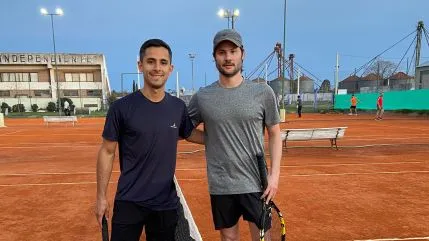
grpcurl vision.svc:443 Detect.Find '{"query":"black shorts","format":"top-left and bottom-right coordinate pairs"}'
top-left (111, 200), bottom-right (178, 241)
top-left (210, 192), bottom-right (271, 230)
top-left (350, 106), bottom-right (356, 109)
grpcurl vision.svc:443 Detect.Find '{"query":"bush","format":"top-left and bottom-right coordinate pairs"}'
top-left (31, 104), bottom-right (39, 112)
top-left (75, 108), bottom-right (90, 115)
top-left (12, 104), bottom-right (26, 112)
top-left (1, 102), bottom-right (11, 113)
top-left (46, 102), bottom-right (56, 112)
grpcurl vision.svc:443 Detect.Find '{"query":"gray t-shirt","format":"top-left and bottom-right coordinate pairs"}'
top-left (188, 80), bottom-right (280, 195)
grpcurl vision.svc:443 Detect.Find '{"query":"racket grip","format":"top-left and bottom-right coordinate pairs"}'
top-left (256, 154), bottom-right (268, 190)
top-left (102, 215), bottom-right (109, 241)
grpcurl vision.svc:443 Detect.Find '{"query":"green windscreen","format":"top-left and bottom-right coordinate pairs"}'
top-left (334, 89), bottom-right (429, 110)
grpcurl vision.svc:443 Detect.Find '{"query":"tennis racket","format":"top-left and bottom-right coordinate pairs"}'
top-left (257, 154), bottom-right (286, 241)
top-left (102, 215), bottom-right (109, 241)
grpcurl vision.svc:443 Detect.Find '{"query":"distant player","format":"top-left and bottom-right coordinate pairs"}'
top-left (63, 100), bottom-right (71, 116)
top-left (375, 92), bottom-right (384, 120)
top-left (349, 94), bottom-right (358, 116)
top-left (297, 95), bottom-right (303, 118)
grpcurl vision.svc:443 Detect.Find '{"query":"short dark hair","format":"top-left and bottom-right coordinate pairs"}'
top-left (139, 39), bottom-right (172, 63)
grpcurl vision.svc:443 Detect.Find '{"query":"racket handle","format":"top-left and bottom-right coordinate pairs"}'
top-left (256, 154), bottom-right (268, 189)
top-left (102, 215), bottom-right (109, 241)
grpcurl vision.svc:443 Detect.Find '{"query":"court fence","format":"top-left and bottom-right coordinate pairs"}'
top-left (334, 89), bottom-right (429, 110)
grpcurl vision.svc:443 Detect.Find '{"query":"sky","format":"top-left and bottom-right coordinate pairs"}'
top-left (1, 0), bottom-right (429, 92)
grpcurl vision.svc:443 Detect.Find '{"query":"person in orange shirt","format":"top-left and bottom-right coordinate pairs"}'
top-left (349, 94), bottom-right (358, 115)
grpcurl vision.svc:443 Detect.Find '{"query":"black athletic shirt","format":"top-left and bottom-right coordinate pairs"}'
top-left (102, 91), bottom-right (194, 210)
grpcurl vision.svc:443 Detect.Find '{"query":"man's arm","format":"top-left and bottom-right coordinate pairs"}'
top-left (95, 139), bottom-right (117, 228)
top-left (186, 127), bottom-right (204, 144)
top-left (261, 123), bottom-right (282, 203)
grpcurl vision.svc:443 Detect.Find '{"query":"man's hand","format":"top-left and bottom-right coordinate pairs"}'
top-left (261, 173), bottom-right (279, 204)
top-left (95, 197), bottom-right (110, 229)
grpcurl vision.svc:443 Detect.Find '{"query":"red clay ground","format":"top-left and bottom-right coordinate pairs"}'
top-left (0, 113), bottom-right (428, 241)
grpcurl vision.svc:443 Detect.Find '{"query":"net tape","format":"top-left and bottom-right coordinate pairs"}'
top-left (174, 176), bottom-right (203, 241)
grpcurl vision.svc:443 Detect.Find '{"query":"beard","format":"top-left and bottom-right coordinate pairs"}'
top-left (216, 61), bottom-right (242, 78)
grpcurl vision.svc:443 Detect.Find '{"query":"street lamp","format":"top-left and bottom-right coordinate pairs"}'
top-left (217, 8), bottom-right (240, 29)
top-left (280, 0), bottom-right (287, 122)
top-left (188, 54), bottom-right (196, 95)
top-left (41, 7), bottom-right (64, 115)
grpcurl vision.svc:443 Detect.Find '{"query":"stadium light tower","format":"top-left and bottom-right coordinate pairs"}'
top-left (41, 7), bottom-right (64, 115)
top-left (217, 8), bottom-right (240, 29)
top-left (188, 53), bottom-right (196, 95)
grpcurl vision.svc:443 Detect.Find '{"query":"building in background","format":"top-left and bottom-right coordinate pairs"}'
top-left (0, 53), bottom-right (111, 111)
top-left (338, 71), bottom-right (425, 94)
top-left (415, 61), bottom-right (429, 89)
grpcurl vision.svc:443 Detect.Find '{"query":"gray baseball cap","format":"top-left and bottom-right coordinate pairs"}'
top-left (213, 29), bottom-right (243, 51)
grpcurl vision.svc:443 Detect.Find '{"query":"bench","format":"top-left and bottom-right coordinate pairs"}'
top-left (43, 116), bottom-right (78, 127)
top-left (281, 127), bottom-right (347, 150)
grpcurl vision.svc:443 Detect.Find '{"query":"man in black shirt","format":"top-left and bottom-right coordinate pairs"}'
top-left (95, 39), bottom-right (201, 241)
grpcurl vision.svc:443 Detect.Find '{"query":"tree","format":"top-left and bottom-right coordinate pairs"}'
top-left (320, 79), bottom-right (331, 92)
top-left (132, 80), bottom-right (137, 92)
top-left (31, 104), bottom-right (39, 112)
top-left (107, 90), bottom-right (120, 106)
top-left (46, 102), bottom-right (56, 112)
top-left (363, 59), bottom-right (396, 79)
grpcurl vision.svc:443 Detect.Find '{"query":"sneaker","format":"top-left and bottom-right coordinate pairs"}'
top-left (355, 114), bottom-right (358, 116)
top-left (348, 113), bottom-right (352, 115)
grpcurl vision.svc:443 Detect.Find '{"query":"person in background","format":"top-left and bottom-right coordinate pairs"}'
top-left (375, 92), bottom-right (384, 120)
top-left (297, 95), bottom-right (303, 118)
top-left (63, 100), bottom-right (70, 116)
top-left (349, 94), bottom-right (358, 116)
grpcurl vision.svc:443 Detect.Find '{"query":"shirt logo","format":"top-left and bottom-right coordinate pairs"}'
top-left (170, 123), bottom-right (177, 129)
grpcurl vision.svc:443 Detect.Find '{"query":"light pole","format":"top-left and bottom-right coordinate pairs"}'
top-left (280, 0), bottom-right (287, 122)
top-left (41, 7), bottom-right (63, 116)
top-left (188, 54), bottom-right (196, 95)
top-left (217, 8), bottom-right (240, 29)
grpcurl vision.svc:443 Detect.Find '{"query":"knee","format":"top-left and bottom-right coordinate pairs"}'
top-left (221, 234), bottom-right (239, 241)
top-left (220, 229), bottom-right (239, 241)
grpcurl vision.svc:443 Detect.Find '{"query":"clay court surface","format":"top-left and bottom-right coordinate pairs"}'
top-left (0, 113), bottom-right (428, 241)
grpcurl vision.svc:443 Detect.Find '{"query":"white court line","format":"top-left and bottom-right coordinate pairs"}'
top-left (0, 145), bottom-right (96, 149)
top-left (291, 170), bottom-right (429, 177)
top-left (285, 143), bottom-right (429, 149)
top-left (2, 133), bottom-right (96, 137)
top-left (283, 161), bottom-right (424, 168)
top-left (347, 137), bottom-right (429, 141)
top-left (0, 177), bottom-right (213, 187)
top-left (0, 168), bottom-right (206, 177)
top-left (354, 236), bottom-right (429, 241)
top-left (0, 181), bottom-right (116, 187)
top-left (178, 149), bottom-right (205, 154)
top-left (0, 130), bottom-right (23, 136)
top-left (0, 142), bottom-right (98, 146)
top-left (0, 146), bottom-right (203, 150)
top-left (0, 161), bottom-right (425, 177)
top-left (361, 122), bottom-right (429, 132)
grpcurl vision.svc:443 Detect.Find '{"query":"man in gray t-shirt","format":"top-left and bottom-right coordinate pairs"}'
top-left (188, 29), bottom-right (282, 240)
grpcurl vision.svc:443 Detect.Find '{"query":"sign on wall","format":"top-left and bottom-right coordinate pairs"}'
top-left (0, 53), bottom-right (101, 65)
